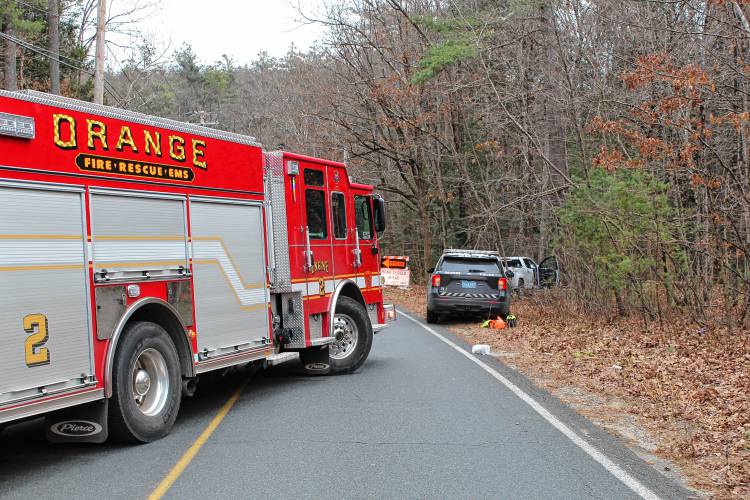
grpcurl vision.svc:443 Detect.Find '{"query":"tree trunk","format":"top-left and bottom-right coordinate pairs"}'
top-left (4, 14), bottom-right (17, 91)
top-left (614, 289), bottom-right (626, 317)
top-left (48, 0), bottom-right (60, 94)
top-left (93, 0), bottom-right (106, 103)
top-left (541, 5), bottom-right (568, 185)
top-left (419, 201), bottom-right (432, 275)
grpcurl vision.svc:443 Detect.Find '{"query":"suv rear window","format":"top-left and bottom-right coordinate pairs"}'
top-left (504, 259), bottom-right (522, 268)
top-left (439, 257), bottom-right (500, 274)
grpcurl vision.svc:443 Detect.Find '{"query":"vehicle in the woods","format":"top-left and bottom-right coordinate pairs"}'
top-left (503, 257), bottom-right (536, 292)
top-left (426, 249), bottom-right (511, 323)
top-left (537, 256), bottom-right (560, 287)
top-left (0, 90), bottom-right (395, 444)
top-left (502, 256), bottom-right (560, 292)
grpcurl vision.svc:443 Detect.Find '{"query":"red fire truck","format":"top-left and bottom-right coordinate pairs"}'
top-left (0, 90), bottom-right (395, 443)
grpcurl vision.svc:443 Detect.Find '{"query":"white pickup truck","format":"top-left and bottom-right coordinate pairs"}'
top-left (502, 256), bottom-right (559, 292)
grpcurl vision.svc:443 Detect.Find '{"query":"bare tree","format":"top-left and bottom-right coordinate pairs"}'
top-left (3, 8), bottom-right (17, 90)
top-left (48, 0), bottom-right (60, 94)
top-left (93, 0), bottom-right (105, 103)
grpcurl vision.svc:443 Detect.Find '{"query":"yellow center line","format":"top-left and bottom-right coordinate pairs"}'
top-left (148, 377), bottom-right (250, 500)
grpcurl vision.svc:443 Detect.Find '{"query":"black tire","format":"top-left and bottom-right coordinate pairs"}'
top-left (329, 297), bottom-right (373, 374)
top-left (426, 309), bottom-right (439, 324)
top-left (109, 321), bottom-right (182, 443)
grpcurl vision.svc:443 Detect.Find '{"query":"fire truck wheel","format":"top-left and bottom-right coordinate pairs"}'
top-left (109, 321), bottom-right (182, 443)
top-left (329, 297), bottom-right (373, 373)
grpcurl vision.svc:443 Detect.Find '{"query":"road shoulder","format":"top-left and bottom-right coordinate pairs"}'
top-left (395, 306), bottom-right (698, 500)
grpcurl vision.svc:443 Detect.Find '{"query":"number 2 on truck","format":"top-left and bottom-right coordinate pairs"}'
top-left (0, 90), bottom-right (396, 443)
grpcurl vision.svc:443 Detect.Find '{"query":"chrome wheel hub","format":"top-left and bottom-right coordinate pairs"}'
top-left (330, 314), bottom-right (358, 360)
top-left (131, 348), bottom-right (169, 416)
top-left (134, 369), bottom-right (151, 397)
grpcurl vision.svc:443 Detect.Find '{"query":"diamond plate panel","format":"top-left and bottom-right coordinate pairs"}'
top-left (279, 292), bottom-right (306, 348)
top-left (167, 280), bottom-right (194, 326)
top-left (265, 152), bottom-right (292, 292)
top-left (367, 303), bottom-right (379, 327)
top-left (308, 312), bottom-right (324, 341)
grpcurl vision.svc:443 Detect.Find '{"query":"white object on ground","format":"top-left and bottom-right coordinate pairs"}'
top-left (398, 310), bottom-right (661, 500)
top-left (471, 344), bottom-right (491, 355)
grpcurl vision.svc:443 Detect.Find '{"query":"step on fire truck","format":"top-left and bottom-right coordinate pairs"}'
top-left (0, 90), bottom-right (395, 443)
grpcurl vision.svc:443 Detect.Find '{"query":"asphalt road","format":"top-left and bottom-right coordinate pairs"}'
top-left (0, 311), bottom-right (692, 499)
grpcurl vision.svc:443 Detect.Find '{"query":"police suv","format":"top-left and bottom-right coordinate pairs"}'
top-left (426, 249), bottom-right (512, 323)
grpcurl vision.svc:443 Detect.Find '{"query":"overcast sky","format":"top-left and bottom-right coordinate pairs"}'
top-left (131, 0), bottom-right (328, 65)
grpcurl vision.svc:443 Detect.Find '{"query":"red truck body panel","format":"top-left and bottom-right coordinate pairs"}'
top-left (0, 91), bottom-right (386, 430)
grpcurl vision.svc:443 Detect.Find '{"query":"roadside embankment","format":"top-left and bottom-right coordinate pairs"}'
top-left (386, 287), bottom-right (750, 499)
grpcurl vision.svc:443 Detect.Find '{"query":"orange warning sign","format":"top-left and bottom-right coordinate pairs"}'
top-left (381, 256), bottom-right (409, 269)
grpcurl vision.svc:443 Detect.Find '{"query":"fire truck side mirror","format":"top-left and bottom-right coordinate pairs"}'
top-left (373, 196), bottom-right (386, 234)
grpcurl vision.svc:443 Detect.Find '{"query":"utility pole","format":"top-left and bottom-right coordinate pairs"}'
top-left (93, 0), bottom-right (106, 104)
top-left (4, 12), bottom-right (18, 91)
top-left (48, 0), bottom-right (60, 94)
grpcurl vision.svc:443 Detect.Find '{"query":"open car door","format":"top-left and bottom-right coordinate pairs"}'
top-left (538, 256), bottom-right (560, 287)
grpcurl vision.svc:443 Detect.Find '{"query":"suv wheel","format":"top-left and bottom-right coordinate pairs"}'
top-left (426, 309), bottom-right (439, 324)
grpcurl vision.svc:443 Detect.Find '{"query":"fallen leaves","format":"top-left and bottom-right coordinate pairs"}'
top-left (386, 287), bottom-right (750, 499)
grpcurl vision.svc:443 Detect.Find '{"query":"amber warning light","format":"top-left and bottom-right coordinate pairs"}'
top-left (0, 112), bottom-right (35, 139)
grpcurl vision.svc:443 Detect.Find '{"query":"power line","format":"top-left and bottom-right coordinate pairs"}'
top-left (0, 30), bottom-right (124, 103)
top-left (0, 28), bottom-right (87, 68)
top-left (0, 31), bottom-right (85, 73)
top-left (2, 26), bottom-right (95, 69)
top-left (105, 42), bottom-right (151, 108)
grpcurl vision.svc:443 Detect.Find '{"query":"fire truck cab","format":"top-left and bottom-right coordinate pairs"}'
top-left (0, 90), bottom-right (394, 443)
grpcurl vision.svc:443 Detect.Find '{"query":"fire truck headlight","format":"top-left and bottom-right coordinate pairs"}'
top-left (127, 284), bottom-right (141, 298)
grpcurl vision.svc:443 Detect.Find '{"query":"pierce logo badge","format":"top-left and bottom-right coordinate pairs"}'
top-left (50, 420), bottom-right (103, 437)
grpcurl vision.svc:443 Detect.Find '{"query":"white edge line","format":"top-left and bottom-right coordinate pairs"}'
top-left (398, 309), bottom-right (662, 500)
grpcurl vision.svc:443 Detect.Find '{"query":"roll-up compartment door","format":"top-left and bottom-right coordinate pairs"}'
top-left (90, 191), bottom-right (189, 282)
top-left (0, 184), bottom-right (94, 406)
top-left (190, 199), bottom-right (269, 359)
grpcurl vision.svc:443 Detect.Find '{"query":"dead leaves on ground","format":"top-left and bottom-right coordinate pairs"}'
top-left (386, 287), bottom-right (750, 499)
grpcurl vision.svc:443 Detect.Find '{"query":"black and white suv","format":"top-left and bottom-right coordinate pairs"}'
top-left (426, 249), bottom-right (512, 323)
